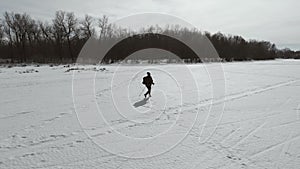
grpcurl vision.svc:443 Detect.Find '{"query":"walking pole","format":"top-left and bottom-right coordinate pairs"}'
top-left (138, 85), bottom-right (145, 97)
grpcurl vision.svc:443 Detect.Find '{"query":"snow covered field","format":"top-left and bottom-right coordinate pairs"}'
top-left (0, 60), bottom-right (299, 169)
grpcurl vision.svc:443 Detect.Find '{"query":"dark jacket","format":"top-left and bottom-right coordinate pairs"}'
top-left (142, 76), bottom-right (154, 87)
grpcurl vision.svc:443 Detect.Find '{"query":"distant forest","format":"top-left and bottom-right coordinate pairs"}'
top-left (0, 11), bottom-right (299, 64)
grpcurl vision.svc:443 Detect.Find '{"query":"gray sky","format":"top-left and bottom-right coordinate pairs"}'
top-left (1, 0), bottom-right (299, 50)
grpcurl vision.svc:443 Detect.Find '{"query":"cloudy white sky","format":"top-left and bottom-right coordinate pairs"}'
top-left (1, 0), bottom-right (299, 50)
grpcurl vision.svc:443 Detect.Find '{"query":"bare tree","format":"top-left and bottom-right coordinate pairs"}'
top-left (52, 11), bottom-right (66, 61)
top-left (80, 14), bottom-right (95, 39)
top-left (39, 21), bottom-right (52, 41)
top-left (98, 15), bottom-right (109, 40)
top-left (52, 11), bottom-right (78, 62)
top-left (3, 12), bottom-right (30, 62)
top-left (22, 14), bottom-right (40, 59)
top-left (64, 12), bottom-right (78, 62)
top-left (3, 12), bottom-right (14, 43)
top-left (2, 13), bottom-right (14, 59)
top-left (25, 18), bottom-right (40, 45)
top-left (0, 19), bottom-right (4, 43)
top-left (113, 26), bottom-right (131, 39)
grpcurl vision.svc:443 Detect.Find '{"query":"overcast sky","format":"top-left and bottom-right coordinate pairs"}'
top-left (1, 0), bottom-right (299, 50)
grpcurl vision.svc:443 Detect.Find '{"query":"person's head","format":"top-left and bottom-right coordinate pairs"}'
top-left (147, 72), bottom-right (151, 76)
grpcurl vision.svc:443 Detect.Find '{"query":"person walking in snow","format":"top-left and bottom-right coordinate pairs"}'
top-left (142, 72), bottom-right (154, 98)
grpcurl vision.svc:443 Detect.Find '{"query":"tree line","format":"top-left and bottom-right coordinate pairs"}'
top-left (0, 11), bottom-right (299, 64)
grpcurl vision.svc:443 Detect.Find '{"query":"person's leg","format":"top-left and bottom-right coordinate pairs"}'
top-left (148, 86), bottom-right (152, 97)
top-left (144, 86), bottom-right (151, 97)
top-left (144, 91), bottom-right (148, 97)
top-left (144, 86), bottom-right (149, 97)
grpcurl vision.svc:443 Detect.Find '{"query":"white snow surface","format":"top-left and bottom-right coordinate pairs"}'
top-left (0, 60), bottom-right (299, 169)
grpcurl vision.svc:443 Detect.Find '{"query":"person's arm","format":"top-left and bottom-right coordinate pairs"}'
top-left (151, 77), bottom-right (155, 85)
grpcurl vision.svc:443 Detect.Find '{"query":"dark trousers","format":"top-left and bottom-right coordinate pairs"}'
top-left (145, 85), bottom-right (152, 97)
